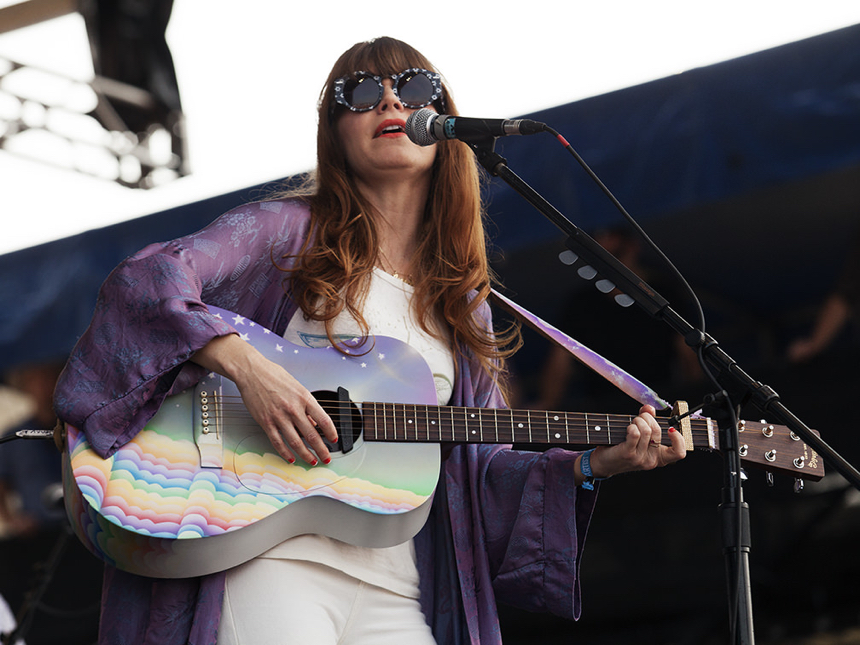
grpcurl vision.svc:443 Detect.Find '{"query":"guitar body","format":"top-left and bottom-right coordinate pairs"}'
top-left (63, 308), bottom-right (442, 579)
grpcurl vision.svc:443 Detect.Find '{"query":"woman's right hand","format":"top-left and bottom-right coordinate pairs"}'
top-left (192, 333), bottom-right (338, 465)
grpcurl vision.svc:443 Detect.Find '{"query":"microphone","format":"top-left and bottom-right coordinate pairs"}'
top-left (405, 108), bottom-right (546, 146)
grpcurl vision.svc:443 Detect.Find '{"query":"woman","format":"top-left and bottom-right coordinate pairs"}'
top-left (54, 37), bottom-right (685, 644)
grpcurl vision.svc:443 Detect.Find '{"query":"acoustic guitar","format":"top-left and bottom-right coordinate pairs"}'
top-left (62, 307), bottom-right (823, 578)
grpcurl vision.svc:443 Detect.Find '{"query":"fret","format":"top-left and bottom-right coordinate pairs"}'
top-left (381, 402), bottom-right (387, 441)
top-left (421, 404), bottom-right (428, 441)
top-left (605, 413), bottom-right (611, 444)
top-left (465, 409), bottom-right (479, 442)
top-left (450, 405), bottom-right (457, 442)
top-left (406, 403), bottom-right (416, 441)
top-left (705, 417), bottom-right (718, 449)
top-left (463, 407), bottom-right (469, 441)
top-left (547, 411), bottom-right (565, 444)
top-left (372, 401), bottom-right (380, 441)
top-left (365, 402), bottom-right (374, 441)
top-left (514, 409), bottom-right (523, 443)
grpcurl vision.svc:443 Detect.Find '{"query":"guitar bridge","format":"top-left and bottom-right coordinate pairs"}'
top-left (195, 374), bottom-right (224, 468)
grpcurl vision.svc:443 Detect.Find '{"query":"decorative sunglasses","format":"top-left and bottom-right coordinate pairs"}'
top-left (333, 67), bottom-right (445, 113)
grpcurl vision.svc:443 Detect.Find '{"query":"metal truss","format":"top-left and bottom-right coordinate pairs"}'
top-left (0, 54), bottom-right (188, 188)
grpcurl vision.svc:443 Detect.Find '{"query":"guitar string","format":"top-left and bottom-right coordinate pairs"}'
top-left (209, 396), bottom-right (708, 430)
top-left (210, 394), bottom-right (701, 426)
top-left (200, 399), bottom-right (717, 447)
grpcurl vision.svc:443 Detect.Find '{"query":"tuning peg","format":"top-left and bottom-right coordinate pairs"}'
top-left (794, 478), bottom-right (804, 493)
top-left (766, 472), bottom-right (774, 487)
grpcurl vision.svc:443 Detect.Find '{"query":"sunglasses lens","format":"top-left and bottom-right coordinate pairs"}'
top-left (397, 72), bottom-right (434, 108)
top-left (345, 76), bottom-right (381, 110)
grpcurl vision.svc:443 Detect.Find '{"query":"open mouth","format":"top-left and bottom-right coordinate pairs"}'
top-left (375, 121), bottom-right (406, 137)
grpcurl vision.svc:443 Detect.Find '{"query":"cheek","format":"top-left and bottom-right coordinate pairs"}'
top-left (335, 117), bottom-right (362, 167)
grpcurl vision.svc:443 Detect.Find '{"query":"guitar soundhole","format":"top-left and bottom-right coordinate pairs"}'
top-left (314, 389), bottom-right (362, 454)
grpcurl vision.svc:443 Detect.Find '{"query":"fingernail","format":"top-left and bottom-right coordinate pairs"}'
top-left (669, 427), bottom-right (676, 433)
top-left (323, 457), bottom-right (332, 465)
top-left (310, 459), bottom-right (318, 467)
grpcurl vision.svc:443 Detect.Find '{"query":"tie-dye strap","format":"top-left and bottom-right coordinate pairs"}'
top-left (490, 289), bottom-right (670, 411)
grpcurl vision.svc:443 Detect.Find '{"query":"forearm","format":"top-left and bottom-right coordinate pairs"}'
top-left (191, 332), bottom-right (257, 380)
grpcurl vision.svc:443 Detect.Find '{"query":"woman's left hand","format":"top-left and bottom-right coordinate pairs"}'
top-left (587, 404), bottom-right (686, 479)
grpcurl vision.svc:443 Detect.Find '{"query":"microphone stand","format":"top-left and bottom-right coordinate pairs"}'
top-left (467, 137), bottom-right (860, 645)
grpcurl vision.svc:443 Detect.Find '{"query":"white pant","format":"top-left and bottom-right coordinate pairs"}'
top-left (217, 558), bottom-right (438, 645)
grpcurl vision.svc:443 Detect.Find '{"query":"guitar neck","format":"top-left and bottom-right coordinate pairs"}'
top-left (360, 402), bottom-right (718, 450)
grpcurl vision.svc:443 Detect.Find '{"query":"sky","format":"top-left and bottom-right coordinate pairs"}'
top-left (0, 0), bottom-right (858, 256)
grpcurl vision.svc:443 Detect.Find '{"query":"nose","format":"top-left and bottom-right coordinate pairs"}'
top-left (377, 79), bottom-right (403, 113)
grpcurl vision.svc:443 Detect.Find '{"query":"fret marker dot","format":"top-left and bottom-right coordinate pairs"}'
top-left (471, 430), bottom-right (477, 435)
top-left (431, 421), bottom-right (436, 425)
top-left (595, 426), bottom-right (602, 432)
top-left (408, 419), bottom-right (413, 424)
top-left (555, 433), bottom-right (561, 439)
top-left (518, 423), bottom-right (524, 428)
top-left (470, 413), bottom-right (476, 418)
top-left (553, 415), bottom-right (559, 421)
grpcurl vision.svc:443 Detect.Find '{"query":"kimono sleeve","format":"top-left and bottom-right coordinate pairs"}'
top-left (53, 199), bottom-right (310, 458)
top-left (482, 447), bottom-right (598, 620)
top-left (445, 298), bottom-right (599, 626)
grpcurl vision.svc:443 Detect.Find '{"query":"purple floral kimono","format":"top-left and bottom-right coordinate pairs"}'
top-left (54, 198), bottom-right (598, 644)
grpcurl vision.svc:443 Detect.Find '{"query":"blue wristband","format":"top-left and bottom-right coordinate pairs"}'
top-left (580, 449), bottom-right (608, 491)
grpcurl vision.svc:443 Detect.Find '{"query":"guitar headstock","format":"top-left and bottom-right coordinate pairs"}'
top-left (737, 420), bottom-right (824, 481)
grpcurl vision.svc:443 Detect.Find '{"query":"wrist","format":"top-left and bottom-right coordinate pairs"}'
top-left (580, 448), bottom-right (610, 491)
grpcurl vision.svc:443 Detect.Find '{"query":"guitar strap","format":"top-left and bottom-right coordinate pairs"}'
top-left (490, 289), bottom-right (670, 411)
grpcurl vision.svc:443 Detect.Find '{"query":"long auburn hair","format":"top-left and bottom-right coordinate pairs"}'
top-left (279, 37), bottom-right (520, 386)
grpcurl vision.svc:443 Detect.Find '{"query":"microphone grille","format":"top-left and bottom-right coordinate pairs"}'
top-left (405, 109), bottom-right (438, 146)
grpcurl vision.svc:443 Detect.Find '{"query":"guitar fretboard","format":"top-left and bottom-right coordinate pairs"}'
top-left (361, 402), bottom-right (717, 449)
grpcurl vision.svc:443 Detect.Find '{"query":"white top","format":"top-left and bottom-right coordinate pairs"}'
top-left (261, 268), bottom-right (455, 598)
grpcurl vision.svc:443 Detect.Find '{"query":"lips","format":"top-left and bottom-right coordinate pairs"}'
top-left (374, 119), bottom-right (407, 138)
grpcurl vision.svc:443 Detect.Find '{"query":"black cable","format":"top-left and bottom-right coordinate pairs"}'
top-left (542, 123), bottom-right (749, 642)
